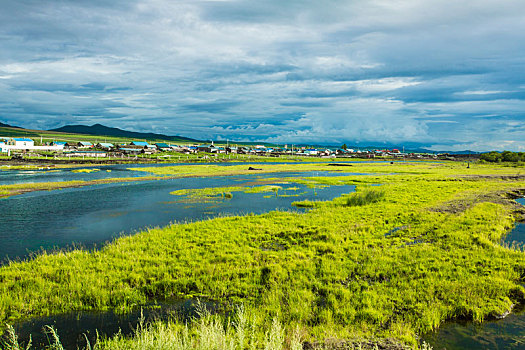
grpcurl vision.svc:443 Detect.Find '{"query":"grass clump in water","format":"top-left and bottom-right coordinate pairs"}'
top-left (291, 200), bottom-right (316, 208)
top-left (344, 188), bottom-right (385, 207)
top-left (71, 169), bottom-right (100, 173)
top-left (244, 185), bottom-right (283, 194)
top-left (1, 324), bottom-right (32, 350)
top-left (171, 185), bottom-right (286, 203)
top-left (171, 186), bottom-right (243, 202)
top-left (2, 306), bottom-right (306, 350)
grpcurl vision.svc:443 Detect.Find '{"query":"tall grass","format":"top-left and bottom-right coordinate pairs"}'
top-left (344, 189), bottom-right (385, 207)
top-left (0, 325), bottom-right (70, 350)
top-left (1, 325), bottom-right (31, 350)
top-left (1, 307), bottom-right (305, 350)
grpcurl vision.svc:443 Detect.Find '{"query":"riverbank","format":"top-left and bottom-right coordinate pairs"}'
top-left (0, 176), bottom-right (169, 199)
top-left (0, 161), bottom-right (404, 199)
top-left (0, 153), bottom-right (338, 167)
top-left (0, 162), bottom-right (524, 349)
top-left (0, 156), bottom-right (410, 172)
top-left (0, 162), bottom-right (359, 199)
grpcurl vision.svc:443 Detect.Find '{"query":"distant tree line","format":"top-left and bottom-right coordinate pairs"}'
top-left (480, 151), bottom-right (525, 162)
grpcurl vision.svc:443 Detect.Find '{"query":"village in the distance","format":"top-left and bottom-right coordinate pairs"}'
top-left (0, 133), bottom-right (469, 161)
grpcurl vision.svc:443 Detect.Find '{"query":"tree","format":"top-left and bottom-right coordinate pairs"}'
top-left (480, 151), bottom-right (524, 163)
top-left (341, 144), bottom-right (347, 150)
top-left (480, 151), bottom-right (501, 162)
top-left (501, 151), bottom-right (520, 162)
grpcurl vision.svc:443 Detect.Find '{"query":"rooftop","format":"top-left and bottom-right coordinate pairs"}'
top-left (13, 138), bottom-right (34, 142)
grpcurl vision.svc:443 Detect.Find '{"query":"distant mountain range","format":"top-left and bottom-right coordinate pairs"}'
top-left (279, 143), bottom-right (479, 154)
top-left (50, 124), bottom-right (200, 143)
top-left (0, 122), bottom-right (20, 128)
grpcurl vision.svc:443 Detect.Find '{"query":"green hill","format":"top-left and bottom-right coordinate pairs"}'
top-left (0, 126), bottom-right (40, 138)
top-left (0, 121), bottom-right (23, 129)
top-left (50, 124), bottom-right (200, 143)
top-left (0, 123), bottom-right (201, 145)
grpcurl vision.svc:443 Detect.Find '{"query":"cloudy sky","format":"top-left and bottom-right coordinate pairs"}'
top-left (1, 0), bottom-right (524, 150)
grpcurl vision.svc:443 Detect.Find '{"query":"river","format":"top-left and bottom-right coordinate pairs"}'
top-left (0, 165), bottom-right (359, 263)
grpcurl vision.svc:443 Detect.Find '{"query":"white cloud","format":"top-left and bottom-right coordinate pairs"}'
top-left (429, 140), bottom-right (525, 152)
top-left (0, 0), bottom-right (524, 150)
top-left (354, 78), bottom-right (421, 92)
top-left (457, 90), bottom-right (510, 95)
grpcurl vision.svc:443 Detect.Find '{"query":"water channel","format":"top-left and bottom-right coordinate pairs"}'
top-left (422, 197), bottom-right (525, 349)
top-left (1, 163), bottom-right (360, 348)
top-left (13, 299), bottom-right (213, 349)
top-left (0, 166), bottom-right (362, 263)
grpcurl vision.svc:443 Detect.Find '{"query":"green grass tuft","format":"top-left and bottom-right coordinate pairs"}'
top-left (344, 189), bottom-right (385, 206)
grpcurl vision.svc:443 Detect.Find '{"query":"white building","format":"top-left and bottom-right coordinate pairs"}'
top-left (3, 137), bottom-right (63, 152)
top-left (7, 138), bottom-right (35, 148)
top-left (304, 149), bottom-right (319, 156)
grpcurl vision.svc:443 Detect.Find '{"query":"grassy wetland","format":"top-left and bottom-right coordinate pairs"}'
top-left (0, 161), bottom-right (359, 198)
top-left (1, 160), bottom-right (525, 349)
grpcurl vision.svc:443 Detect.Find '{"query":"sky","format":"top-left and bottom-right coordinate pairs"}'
top-left (0, 0), bottom-right (524, 151)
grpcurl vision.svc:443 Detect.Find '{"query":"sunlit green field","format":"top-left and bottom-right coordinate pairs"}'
top-left (0, 161), bottom-right (524, 349)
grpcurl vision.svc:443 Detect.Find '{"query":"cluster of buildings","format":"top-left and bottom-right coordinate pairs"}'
top-left (0, 138), bottom-right (183, 157)
top-left (0, 137), bottom-right (437, 159)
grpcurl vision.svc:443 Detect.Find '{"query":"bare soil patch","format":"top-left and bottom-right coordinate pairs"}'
top-left (430, 188), bottom-right (525, 218)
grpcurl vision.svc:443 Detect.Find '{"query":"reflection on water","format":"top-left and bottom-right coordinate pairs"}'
top-left (0, 171), bottom-right (356, 263)
top-left (422, 306), bottom-right (525, 350)
top-left (504, 222), bottom-right (525, 247)
top-left (13, 299), bottom-right (218, 350)
top-left (502, 198), bottom-right (525, 246)
top-left (0, 164), bottom-right (150, 184)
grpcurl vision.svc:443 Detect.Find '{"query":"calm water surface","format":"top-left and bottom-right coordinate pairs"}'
top-left (422, 307), bottom-right (525, 350)
top-left (14, 299), bottom-right (217, 349)
top-left (502, 197), bottom-right (525, 246)
top-left (0, 169), bottom-right (358, 262)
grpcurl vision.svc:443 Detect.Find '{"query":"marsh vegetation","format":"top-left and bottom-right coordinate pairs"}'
top-left (0, 161), bottom-right (524, 349)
